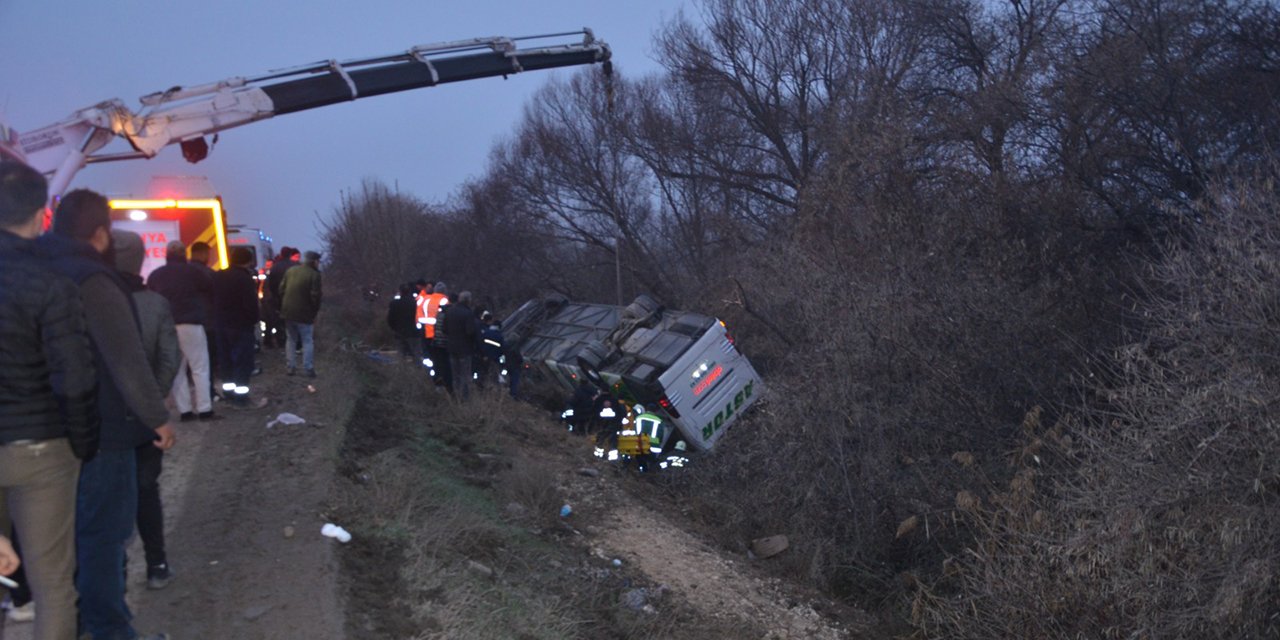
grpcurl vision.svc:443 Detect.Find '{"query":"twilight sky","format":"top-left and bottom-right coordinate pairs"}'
top-left (0, 0), bottom-right (689, 253)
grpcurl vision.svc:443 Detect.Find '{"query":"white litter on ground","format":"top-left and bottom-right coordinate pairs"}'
top-left (321, 523), bottom-right (352, 543)
top-left (266, 412), bottom-right (306, 429)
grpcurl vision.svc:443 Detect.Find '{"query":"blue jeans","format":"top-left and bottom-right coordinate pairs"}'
top-left (285, 321), bottom-right (315, 371)
top-left (77, 448), bottom-right (139, 640)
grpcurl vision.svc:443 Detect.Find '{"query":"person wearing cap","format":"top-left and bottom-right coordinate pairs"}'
top-left (112, 229), bottom-right (181, 591)
top-left (279, 250), bottom-right (323, 377)
top-left (212, 247), bottom-right (261, 404)
top-left (148, 239), bottom-right (216, 421)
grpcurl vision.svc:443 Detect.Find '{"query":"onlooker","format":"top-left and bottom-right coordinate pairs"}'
top-left (264, 246), bottom-right (298, 350)
top-left (187, 242), bottom-right (218, 398)
top-left (3, 532), bottom-right (33, 622)
top-left (213, 247), bottom-right (261, 404)
top-left (0, 534), bottom-right (17, 576)
top-left (148, 240), bottom-right (216, 420)
top-left (0, 161), bottom-right (99, 640)
top-left (113, 230), bottom-right (181, 591)
top-left (280, 250), bottom-right (323, 377)
top-left (441, 290), bottom-right (479, 401)
top-left (113, 231), bottom-right (181, 393)
top-left (387, 283), bottom-right (419, 359)
top-left (40, 188), bottom-right (174, 640)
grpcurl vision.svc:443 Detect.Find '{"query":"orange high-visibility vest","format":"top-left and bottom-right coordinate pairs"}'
top-left (422, 293), bottom-right (449, 339)
top-left (415, 288), bottom-right (430, 326)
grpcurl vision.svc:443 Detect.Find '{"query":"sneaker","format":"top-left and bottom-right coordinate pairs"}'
top-left (286, 367), bottom-right (296, 376)
top-left (5, 601), bottom-right (34, 623)
top-left (147, 564), bottom-right (173, 590)
top-left (179, 412), bottom-right (197, 422)
top-left (305, 369), bottom-right (317, 378)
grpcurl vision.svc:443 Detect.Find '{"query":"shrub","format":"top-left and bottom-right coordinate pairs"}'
top-left (916, 173), bottom-right (1280, 638)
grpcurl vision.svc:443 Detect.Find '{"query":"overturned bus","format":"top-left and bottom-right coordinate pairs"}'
top-left (501, 294), bottom-right (763, 462)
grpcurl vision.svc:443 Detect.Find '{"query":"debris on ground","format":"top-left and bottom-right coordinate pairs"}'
top-left (267, 412), bottom-right (306, 429)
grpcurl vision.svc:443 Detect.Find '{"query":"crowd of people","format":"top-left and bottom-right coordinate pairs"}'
top-left (0, 159), bottom-right (325, 640)
top-left (385, 280), bottom-right (521, 402)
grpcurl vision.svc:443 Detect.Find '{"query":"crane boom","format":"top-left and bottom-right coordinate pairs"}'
top-left (11, 30), bottom-right (611, 196)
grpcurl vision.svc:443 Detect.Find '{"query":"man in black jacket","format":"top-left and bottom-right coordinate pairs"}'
top-left (41, 188), bottom-right (174, 640)
top-left (0, 161), bottom-right (99, 640)
top-left (264, 246), bottom-right (298, 351)
top-left (213, 247), bottom-right (261, 406)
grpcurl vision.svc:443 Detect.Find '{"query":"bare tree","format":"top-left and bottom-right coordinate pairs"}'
top-left (321, 179), bottom-right (434, 295)
top-left (499, 69), bottom-right (675, 301)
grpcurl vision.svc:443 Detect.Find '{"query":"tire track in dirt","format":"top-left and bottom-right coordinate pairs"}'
top-left (548, 447), bottom-right (857, 640)
top-left (592, 506), bottom-right (849, 640)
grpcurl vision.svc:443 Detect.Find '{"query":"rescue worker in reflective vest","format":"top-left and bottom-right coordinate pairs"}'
top-left (631, 410), bottom-right (666, 472)
top-left (593, 387), bottom-right (623, 446)
top-left (566, 379), bottom-right (596, 434)
top-left (475, 310), bottom-right (501, 389)
top-left (422, 282), bottom-right (450, 388)
top-left (414, 280), bottom-right (433, 358)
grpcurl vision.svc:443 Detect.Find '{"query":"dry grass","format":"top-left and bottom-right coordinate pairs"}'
top-left (331, 357), bottom-right (695, 639)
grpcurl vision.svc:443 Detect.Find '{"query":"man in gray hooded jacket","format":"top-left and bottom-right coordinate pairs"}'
top-left (112, 229), bottom-right (180, 589)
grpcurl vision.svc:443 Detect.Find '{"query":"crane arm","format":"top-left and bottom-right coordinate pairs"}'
top-left (14, 30), bottom-right (611, 196)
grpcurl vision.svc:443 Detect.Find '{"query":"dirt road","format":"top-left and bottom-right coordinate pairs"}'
top-left (2, 358), bottom-right (347, 640)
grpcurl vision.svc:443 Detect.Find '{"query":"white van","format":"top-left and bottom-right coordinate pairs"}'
top-left (225, 226), bottom-right (274, 278)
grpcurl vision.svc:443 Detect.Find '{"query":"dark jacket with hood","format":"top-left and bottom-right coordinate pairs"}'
top-left (113, 228), bottom-right (180, 390)
top-left (0, 230), bottom-right (100, 458)
top-left (37, 233), bottom-right (169, 451)
top-left (147, 253), bottom-right (214, 325)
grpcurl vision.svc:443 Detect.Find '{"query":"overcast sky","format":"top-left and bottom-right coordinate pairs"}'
top-left (0, 0), bottom-right (689, 253)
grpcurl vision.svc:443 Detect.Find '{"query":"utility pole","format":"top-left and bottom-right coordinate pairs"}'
top-left (614, 234), bottom-right (623, 306)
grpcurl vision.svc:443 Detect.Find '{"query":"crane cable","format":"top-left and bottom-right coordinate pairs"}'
top-left (602, 60), bottom-right (615, 114)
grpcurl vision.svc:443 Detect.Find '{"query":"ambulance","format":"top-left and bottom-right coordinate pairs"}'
top-left (107, 176), bottom-right (229, 280)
